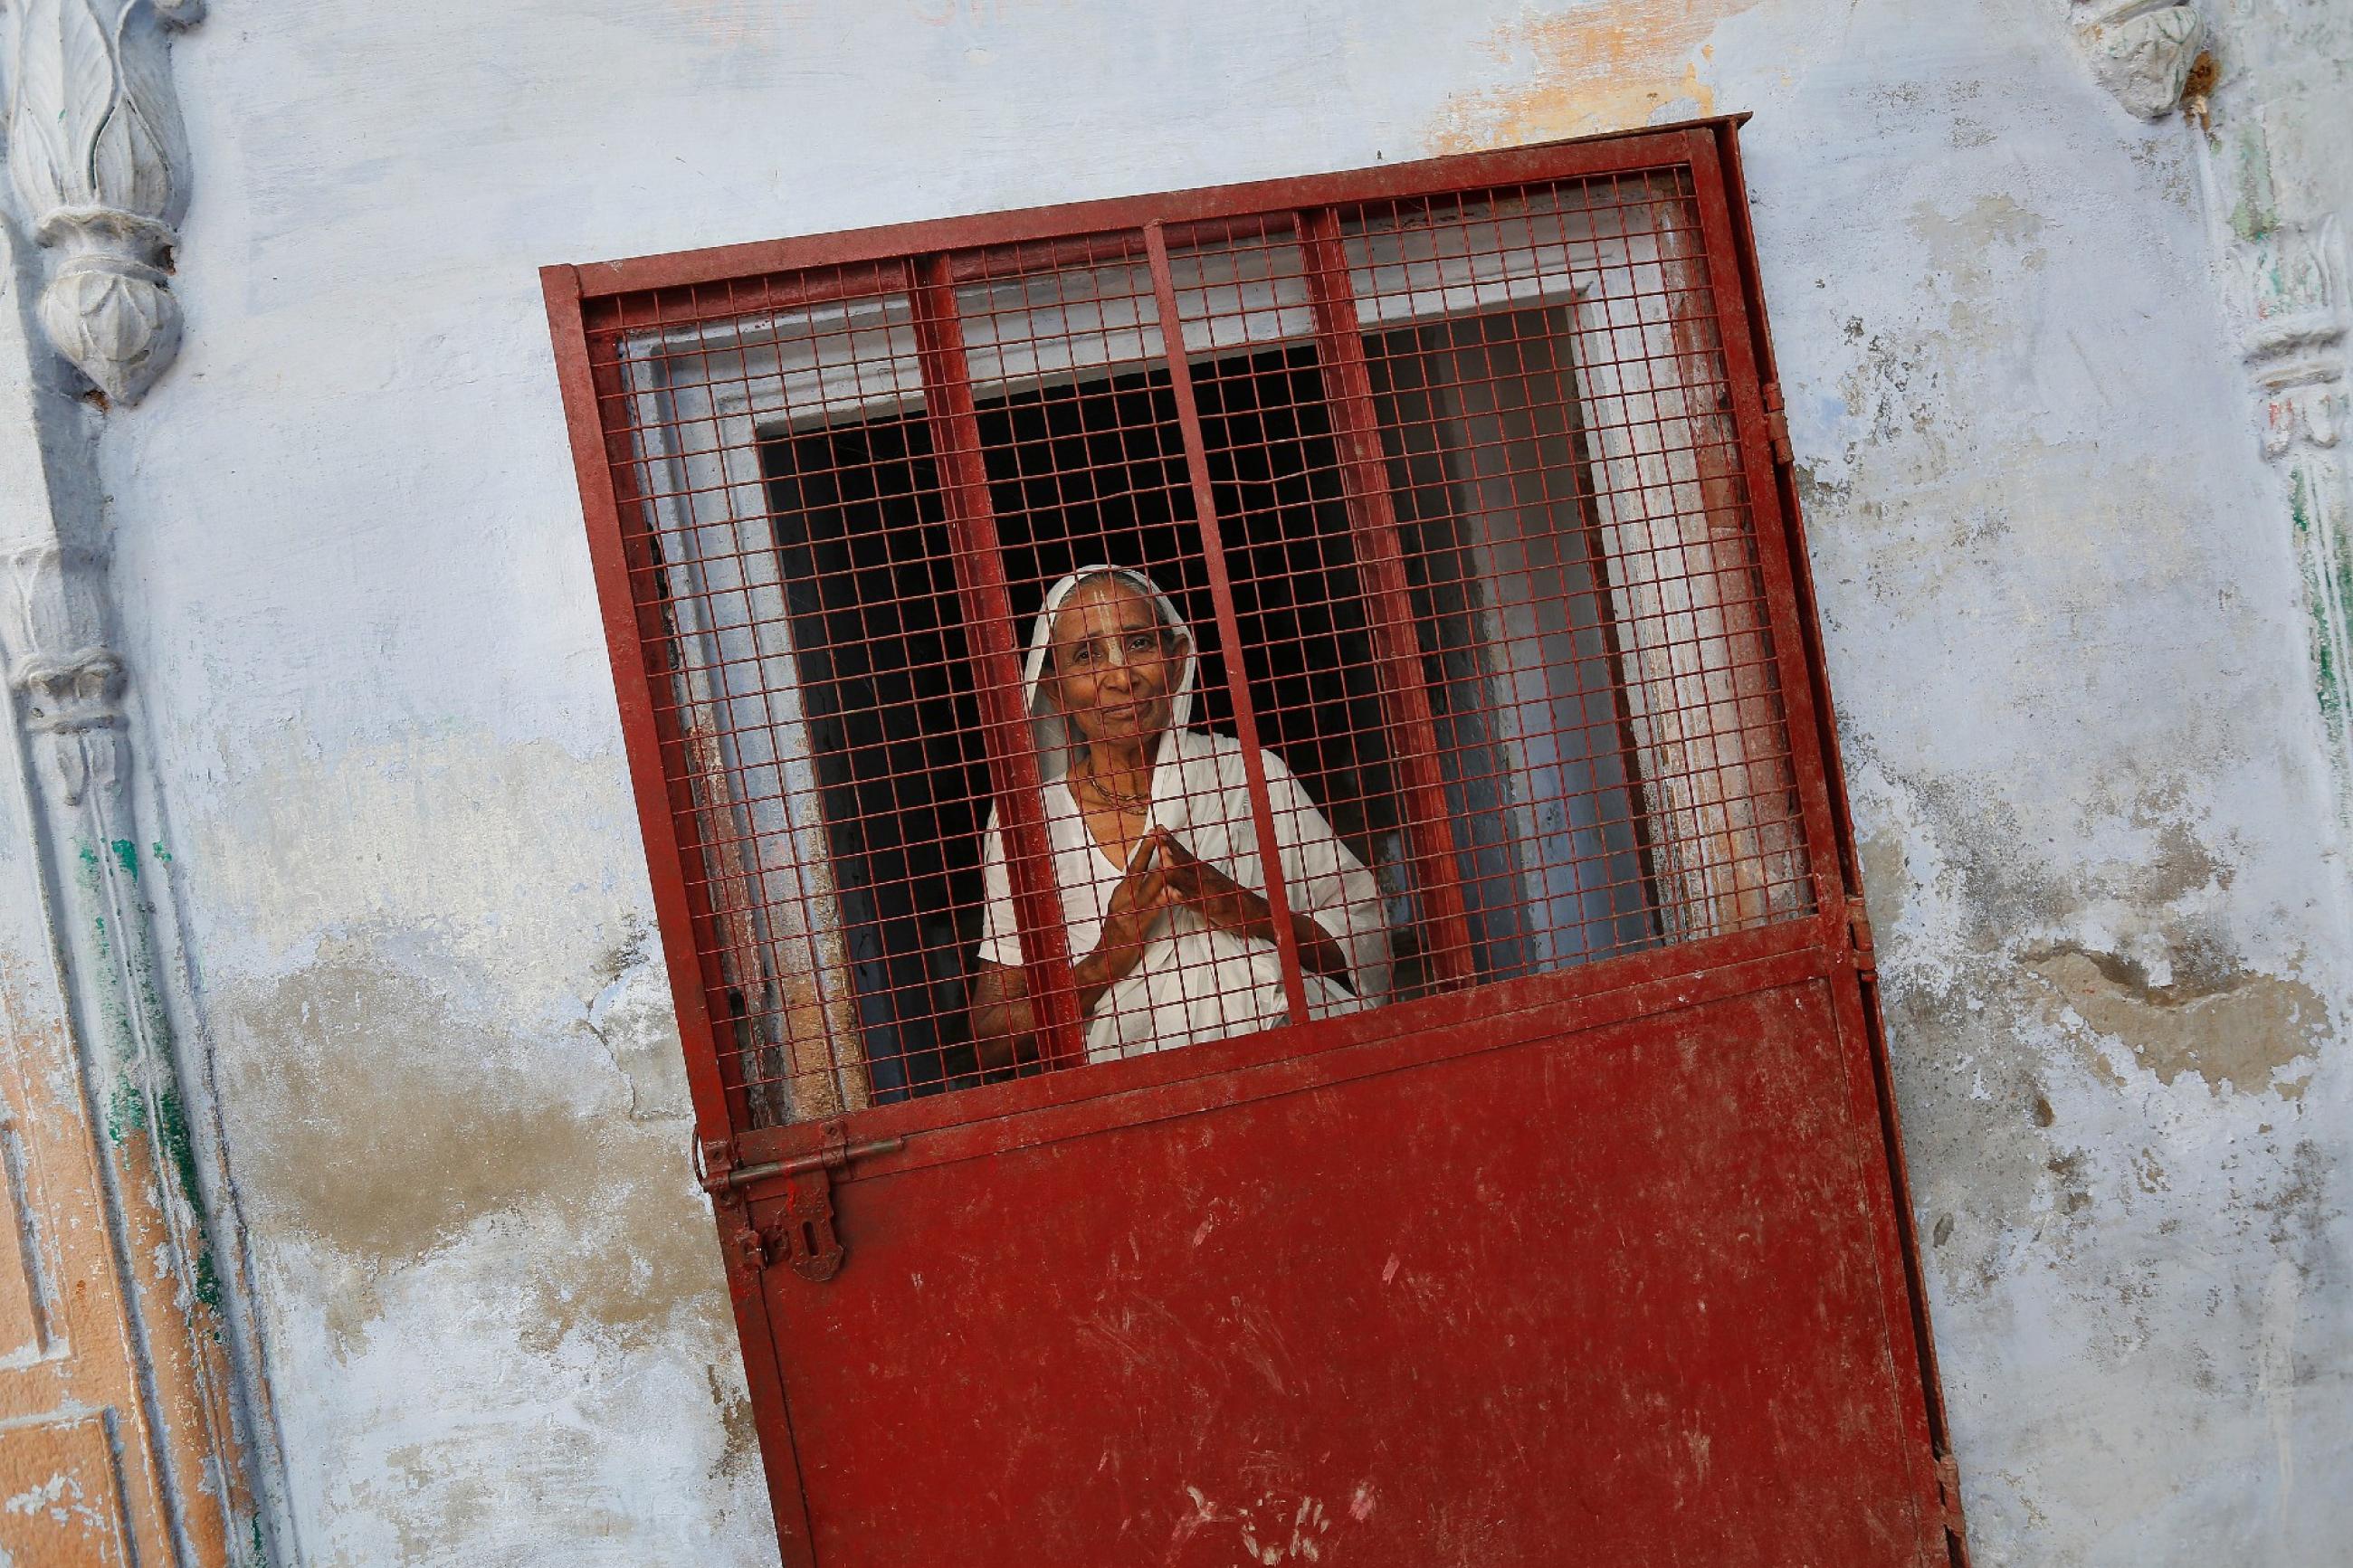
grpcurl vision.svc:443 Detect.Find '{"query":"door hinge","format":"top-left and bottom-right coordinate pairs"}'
top-left (703, 1123), bottom-right (906, 1284)
top-left (1847, 895), bottom-right (1877, 976)
top-left (1932, 1449), bottom-right (1967, 1541)
top-left (1763, 381), bottom-right (1795, 467)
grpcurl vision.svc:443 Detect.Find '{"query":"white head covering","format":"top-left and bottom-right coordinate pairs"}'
top-left (1021, 565), bottom-right (1196, 788)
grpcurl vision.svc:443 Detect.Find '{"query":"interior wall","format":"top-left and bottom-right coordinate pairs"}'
top-left (14, 0), bottom-right (2341, 1563)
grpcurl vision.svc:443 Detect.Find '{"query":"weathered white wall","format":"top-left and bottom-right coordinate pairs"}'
top-left (23, 0), bottom-right (2343, 1563)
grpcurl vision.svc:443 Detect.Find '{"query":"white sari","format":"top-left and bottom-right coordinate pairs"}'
top-left (977, 567), bottom-right (1391, 1061)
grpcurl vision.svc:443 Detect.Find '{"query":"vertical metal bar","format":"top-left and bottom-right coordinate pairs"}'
top-left (1142, 222), bottom-right (1312, 1022)
top-left (548, 270), bottom-right (755, 1137)
top-left (1676, 133), bottom-right (1843, 923)
top-left (1294, 207), bottom-right (1477, 987)
top-left (538, 265), bottom-right (820, 1568)
top-left (909, 254), bottom-right (1088, 1068)
top-left (1558, 327), bottom-right (1669, 945)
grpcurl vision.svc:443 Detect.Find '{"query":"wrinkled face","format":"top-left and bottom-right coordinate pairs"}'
top-left (1047, 575), bottom-right (1186, 747)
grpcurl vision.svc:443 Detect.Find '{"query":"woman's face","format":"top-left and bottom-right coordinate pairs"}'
top-left (1048, 576), bottom-right (1186, 748)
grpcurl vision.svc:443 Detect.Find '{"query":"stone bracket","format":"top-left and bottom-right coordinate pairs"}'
top-left (3, 0), bottom-right (206, 404)
top-left (2069, 1), bottom-right (2206, 120)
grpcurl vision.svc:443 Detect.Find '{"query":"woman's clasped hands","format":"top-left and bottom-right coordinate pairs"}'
top-left (1077, 828), bottom-right (1275, 1009)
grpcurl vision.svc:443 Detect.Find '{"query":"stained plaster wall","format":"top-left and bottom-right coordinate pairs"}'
top-left (7, 0), bottom-right (2341, 1563)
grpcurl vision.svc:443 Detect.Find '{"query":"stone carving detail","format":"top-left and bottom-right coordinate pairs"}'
top-left (1, 544), bottom-right (124, 804)
top-left (4, 0), bottom-right (205, 403)
top-left (2249, 223), bottom-right (2352, 799)
top-left (2071, 1), bottom-right (2205, 119)
top-left (2235, 218), bottom-right (2348, 460)
top-left (2211, 119), bottom-right (2353, 811)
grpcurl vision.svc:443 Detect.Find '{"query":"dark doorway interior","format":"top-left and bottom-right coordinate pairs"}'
top-left (759, 329), bottom-right (1646, 1099)
top-left (763, 346), bottom-right (1405, 1099)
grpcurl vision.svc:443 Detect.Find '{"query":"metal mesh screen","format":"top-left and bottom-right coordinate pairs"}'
top-left (578, 160), bottom-right (1813, 1126)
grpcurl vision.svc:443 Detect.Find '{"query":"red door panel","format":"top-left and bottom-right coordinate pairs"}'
top-left (761, 977), bottom-right (1938, 1566)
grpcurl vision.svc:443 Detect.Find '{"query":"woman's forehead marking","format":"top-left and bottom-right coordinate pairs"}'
top-left (1052, 576), bottom-right (1165, 644)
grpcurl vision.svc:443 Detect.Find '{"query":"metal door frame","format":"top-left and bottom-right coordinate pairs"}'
top-left (540, 117), bottom-right (1967, 1567)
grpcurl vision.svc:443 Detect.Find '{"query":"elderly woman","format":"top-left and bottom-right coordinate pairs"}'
top-left (971, 565), bottom-right (1390, 1069)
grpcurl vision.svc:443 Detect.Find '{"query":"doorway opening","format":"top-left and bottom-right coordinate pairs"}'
top-left (762, 315), bottom-right (1656, 1100)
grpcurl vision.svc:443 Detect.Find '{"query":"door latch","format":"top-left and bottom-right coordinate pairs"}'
top-left (706, 1122), bottom-right (906, 1284)
top-left (764, 1168), bottom-right (850, 1283)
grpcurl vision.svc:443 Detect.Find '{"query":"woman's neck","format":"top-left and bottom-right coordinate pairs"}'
top-left (1076, 738), bottom-right (1155, 803)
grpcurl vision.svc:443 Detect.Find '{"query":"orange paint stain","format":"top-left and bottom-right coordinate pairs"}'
top-left (1427, 1), bottom-right (1762, 153)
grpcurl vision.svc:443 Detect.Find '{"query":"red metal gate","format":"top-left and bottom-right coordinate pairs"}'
top-left (544, 119), bottom-right (1966, 1568)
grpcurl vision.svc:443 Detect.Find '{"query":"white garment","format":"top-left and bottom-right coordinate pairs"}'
top-left (976, 566), bottom-right (1390, 1061)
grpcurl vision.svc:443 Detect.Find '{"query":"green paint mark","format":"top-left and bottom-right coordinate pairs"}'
top-left (104, 1073), bottom-right (142, 1147)
top-left (2292, 468), bottom-right (2351, 745)
top-left (156, 1085), bottom-right (222, 1313)
top-left (156, 1089), bottom-right (205, 1231)
top-left (104, 1079), bottom-right (224, 1312)
top-left (62, 826), bottom-right (230, 1325)
top-left (138, 975), bottom-right (172, 1054)
top-left (151, 841), bottom-right (173, 865)
top-left (192, 1245), bottom-right (222, 1313)
top-left (2230, 125), bottom-right (2279, 242)
top-left (2329, 491), bottom-right (2353, 632)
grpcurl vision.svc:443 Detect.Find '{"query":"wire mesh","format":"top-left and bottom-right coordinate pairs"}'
top-left (580, 158), bottom-right (1814, 1127)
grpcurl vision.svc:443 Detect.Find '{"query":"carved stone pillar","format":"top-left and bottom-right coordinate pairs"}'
top-left (2236, 213), bottom-right (2352, 805)
top-left (2173, 13), bottom-right (2353, 831)
top-left (1, 82), bottom-right (286, 1568)
top-left (4, 546), bottom-right (122, 805)
top-left (5, 0), bottom-right (205, 404)
top-left (2063, 0), bottom-right (2353, 835)
top-left (2240, 219), bottom-right (2348, 464)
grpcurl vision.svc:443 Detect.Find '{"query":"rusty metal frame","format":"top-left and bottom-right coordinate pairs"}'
top-left (1140, 219), bottom-right (1312, 1021)
top-left (541, 116), bottom-right (1962, 1567)
top-left (1677, 127), bottom-right (1964, 1566)
top-left (907, 255), bottom-right (1090, 1067)
top-left (1294, 204), bottom-right (1480, 986)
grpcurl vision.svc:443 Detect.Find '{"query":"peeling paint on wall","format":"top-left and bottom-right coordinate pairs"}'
top-left (175, 731), bottom-right (776, 1563)
top-left (1426, 2), bottom-right (1758, 151)
top-left (2025, 947), bottom-right (2326, 1098)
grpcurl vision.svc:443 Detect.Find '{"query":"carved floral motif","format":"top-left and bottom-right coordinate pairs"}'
top-left (2071, 1), bottom-right (2205, 119)
top-left (4, 0), bottom-right (205, 403)
top-left (0, 545), bottom-right (123, 804)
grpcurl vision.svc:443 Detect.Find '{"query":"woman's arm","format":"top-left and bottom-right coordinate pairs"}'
top-left (971, 836), bottom-right (1176, 1068)
top-left (1255, 749), bottom-right (1391, 1002)
top-left (1074, 832), bottom-right (1176, 1012)
top-left (970, 960), bottom-right (1039, 1072)
top-left (1283, 908), bottom-right (1351, 982)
